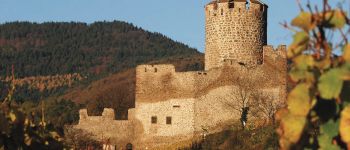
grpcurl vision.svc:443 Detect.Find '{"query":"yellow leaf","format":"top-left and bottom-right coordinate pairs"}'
top-left (292, 12), bottom-right (315, 31)
top-left (9, 112), bottom-right (16, 122)
top-left (280, 113), bottom-right (307, 144)
top-left (324, 10), bottom-right (347, 28)
top-left (288, 83), bottom-right (313, 116)
top-left (340, 106), bottom-right (350, 145)
top-left (24, 134), bottom-right (32, 146)
top-left (343, 44), bottom-right (350, 63)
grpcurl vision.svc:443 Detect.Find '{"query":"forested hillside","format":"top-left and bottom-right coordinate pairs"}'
top-left (0, 21), bottom-right (200, 77)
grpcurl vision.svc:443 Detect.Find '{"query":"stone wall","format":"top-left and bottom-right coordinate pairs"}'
top-left (134, 98), bottom-right (195, 137)
top-left (136, 45), bottom-right (287, 103)
top-left (74, 46), bottom-right (287, 149)
top-left (205, 1), bottom-right (268, 70)
top-left (75, 108), bottom-right (135, 148)
top-left (135, 44), bottom-right (287, 135)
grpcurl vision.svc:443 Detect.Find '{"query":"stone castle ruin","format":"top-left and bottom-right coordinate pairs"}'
top-left (74, 0), bottom-right (287, 149)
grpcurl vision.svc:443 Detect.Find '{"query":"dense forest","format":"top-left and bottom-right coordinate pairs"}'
top-left (0, 21), bottom-right (200, 77)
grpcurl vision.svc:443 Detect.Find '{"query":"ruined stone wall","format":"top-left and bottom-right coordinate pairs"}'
top-left (205, 1), bottom-right (268, 70)
top-left (135, 65), bottom-right (196, 103)
top-left (262, 45), bottom-right (288, 103)
top-left (135, 45), bottom-right (287, 103)
top-left (75, 109), bottom-right (135, 148)
top-left (74, 45), bottom-right (287, 148)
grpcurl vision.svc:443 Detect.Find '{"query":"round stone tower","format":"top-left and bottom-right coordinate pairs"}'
top-left (205, 0), bottom-right (268, 70)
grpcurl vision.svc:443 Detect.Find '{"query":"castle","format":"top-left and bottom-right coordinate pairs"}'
top-left (74, 0), bottom-right (287, 149)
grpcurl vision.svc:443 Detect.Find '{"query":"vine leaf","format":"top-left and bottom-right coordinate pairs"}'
top-left (289, 68), bottom-right (315, 83)
top-left (292, 12), bottom-right (315, 31)
top-left (343, 44), bottom-right (350, 63)
top-left (288, 32), bottom-right (309, 58)
top-left (324, 10), bottom-right (346, 29)
top-left (318, 68), bottom-right (344, 100)
top-left (280, 113), bottom-right (307, 144)
top-left (318, 120), bottom-right (340, 150)
top-left (288, 83), bottom-right (312, 116)
top-left (340, 106), bottom-right (350, 147)
top-left (294, 55), bottom-right (314, 70)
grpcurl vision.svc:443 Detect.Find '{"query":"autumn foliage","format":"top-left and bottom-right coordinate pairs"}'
top-left (277, 0), bottom-right (350, 149)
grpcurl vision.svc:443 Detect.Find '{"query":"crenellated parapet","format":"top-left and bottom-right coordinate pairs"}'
top-left (136, 64), bottom-right (175, 75)
top-left (263, 45), bottom-right (287, 62)
top-left (78, 108), bottom-right (116, 124)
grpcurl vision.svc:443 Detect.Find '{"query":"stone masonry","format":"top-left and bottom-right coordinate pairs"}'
top-left (74, 0), bottom-right (287, 149)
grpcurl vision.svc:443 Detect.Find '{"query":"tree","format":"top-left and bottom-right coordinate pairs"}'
top-left (223, 76), bottom-right (255, 129)
top-left (0, 68), bottom-right (64, 149)
top-left (252, 91), bottom-right (285, 125)
top-left (63, 126), bottom-right (101, 149)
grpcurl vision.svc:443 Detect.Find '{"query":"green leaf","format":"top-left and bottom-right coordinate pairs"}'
top-left (321, 119), bottom-right (339, 138)
top-left (318, 119), bottom-right (340, 150)
top-left (288, 83), bottom-right (313, 116)
top-left (293, 31), bottom-right (310, 46)
top-left (294, 55), bottom-right (314, 70)
top-left (289, 67), bottom-right (315, 83)
top-left (292, 12), bottom-right (315, 31)
top-left (318, 68), bottom-right (344, 99)
top-left (324, 10), bottom-right (346, 29)
top-left (288, 32), bottom-right (309, 58)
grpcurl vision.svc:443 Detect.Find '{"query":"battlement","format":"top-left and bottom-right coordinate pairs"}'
top-left (205, 0), bottom-right (267, 15)
top-left (79, 108), bottom-right (115, 123)
top-left (136, 64), bottom-right (175, 74)
top-left (263, 45), bottom-right (287, 62)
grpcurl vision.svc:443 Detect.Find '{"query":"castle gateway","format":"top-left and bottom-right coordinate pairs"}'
top-left (74, 0), bottom-right (287, 149)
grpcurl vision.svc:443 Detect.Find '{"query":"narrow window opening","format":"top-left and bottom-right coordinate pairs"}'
top-left (173, 105), bottom-right (180, 108)
top-left (151, 116), bottom-right (157, 124)
top-left (228, 0), bottom-right (234, 8)
top-left (154, 68), bottom-right (157, 72)
top-left (221, 9), bottom-right (223, 15)
top-left (239, 8), bottom-right (241, 12)
top-left (246, 0), bottom-right (250, 10)
top-left (145, 68), bottom-right (147, 72)
top-left (166, 117), bottom-right (172, 125)
top-left (198, 72), bottom-right (202, 75)
top-left (204, 73), bottom-right (207, 75)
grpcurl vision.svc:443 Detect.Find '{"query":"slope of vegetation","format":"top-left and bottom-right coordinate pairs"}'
top-left (0, 21), bottom-right (200, 78)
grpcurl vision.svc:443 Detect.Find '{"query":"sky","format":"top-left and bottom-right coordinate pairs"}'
top-left (0, 0), bottom-right (340, 52)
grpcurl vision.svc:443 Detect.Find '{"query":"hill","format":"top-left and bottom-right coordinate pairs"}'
top-left (0, 21), bottom-right (200, 78)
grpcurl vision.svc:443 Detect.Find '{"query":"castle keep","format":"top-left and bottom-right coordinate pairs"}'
top-left (74, 0), bottom-right (287, 149)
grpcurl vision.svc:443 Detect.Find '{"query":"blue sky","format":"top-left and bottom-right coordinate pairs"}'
top-left (0, 0), bottom-right (338, 52)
